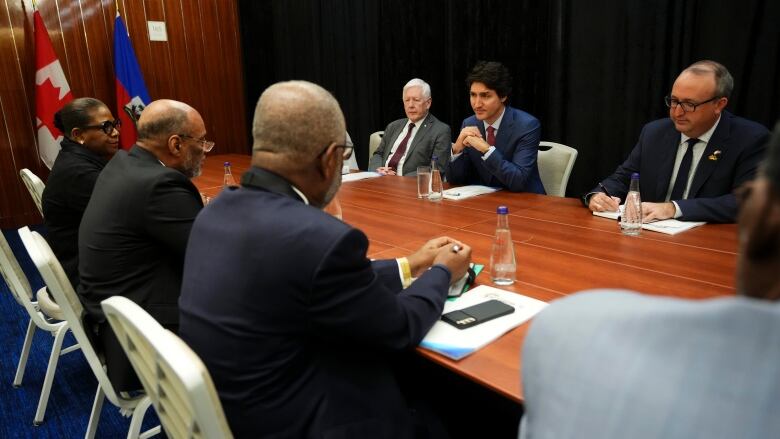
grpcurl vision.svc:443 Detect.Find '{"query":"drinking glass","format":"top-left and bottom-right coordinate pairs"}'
top-left (417, 166), bottom-right (431, 199)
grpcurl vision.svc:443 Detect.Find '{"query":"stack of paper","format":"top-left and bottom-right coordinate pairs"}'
top-left (420, 285), bottom-right (547, 360)
top-left (342, 171), bottom-right (381, 182)
top-left (592, 207), bottom-right (706, 235)
top-left (442, 185), bottom-right (500, 200)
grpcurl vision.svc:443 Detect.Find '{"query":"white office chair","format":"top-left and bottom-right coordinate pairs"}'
top-left (0, 230), bottom-right (78, 425)
top-left (102, 296), bottom-right (234, 439)
top-left (368, 131), bottom-right (384, 159)
top-left (17, 227), bottom-right (160, 439)
top-left (537, 141), bottom-right (578, 197)
top-left (20, 168), bottom-right (46, 217)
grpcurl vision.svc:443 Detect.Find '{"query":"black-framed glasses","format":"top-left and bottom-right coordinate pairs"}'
top-left (664, 95), bottom-right (721, 113)
top-left (83, 119), bottom-right (121, 135)
top-left (178, 134), bottom-right (215, 153)
top-left (317, 143), bottom-right (353, 160)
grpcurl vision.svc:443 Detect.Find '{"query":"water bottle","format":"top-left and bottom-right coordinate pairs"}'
top-left (428, 155), bottom-right (443, 201)
top-left (620, 172), bottom-right (642, 236)
top-left (489, 205), bottom-right (516, 285)
top-left (223, 161), bottom-right (237, 188)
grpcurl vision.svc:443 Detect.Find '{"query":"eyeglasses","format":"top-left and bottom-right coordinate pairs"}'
top-left (83, 119), bottom-right (121, 135)
top-left (664, 95), bottom-right (721, 113)
top-left (178, 134), bottom-right (215, 152)
top-left (317, 143), bottom-right (353, 160)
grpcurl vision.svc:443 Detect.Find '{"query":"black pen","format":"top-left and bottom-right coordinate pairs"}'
top-left (598, 182), bottom-right (613, 198)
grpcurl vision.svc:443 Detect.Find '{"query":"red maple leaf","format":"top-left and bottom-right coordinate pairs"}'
top-left (36, 77), bottom-right (73, 136)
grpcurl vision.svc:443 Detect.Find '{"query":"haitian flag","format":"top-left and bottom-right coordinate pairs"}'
top-left (34, 9), bottom-right (73, 169)
top-left (114, 12), bottom-right (151, 149)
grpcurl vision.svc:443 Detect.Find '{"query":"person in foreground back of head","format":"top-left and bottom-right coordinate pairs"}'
top-left (179, 80), bottom-right (471, 438)
top-left (42, 97), bottom-right (120, 288)
top-left (519, 122), bottom-right (780, 439)
top-left (78, 99), bottom-right (209, 391)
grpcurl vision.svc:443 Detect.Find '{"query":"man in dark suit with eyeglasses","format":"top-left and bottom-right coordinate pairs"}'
top-left (78, 99), bottom-right (210, 391)
top-left (585, 60), bottom-right (768, 223)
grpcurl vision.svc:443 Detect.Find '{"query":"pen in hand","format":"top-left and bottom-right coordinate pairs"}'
top-left (451, 244), bottom-right (461, 253)
top-left (598, 182), bottom-right (613, 198)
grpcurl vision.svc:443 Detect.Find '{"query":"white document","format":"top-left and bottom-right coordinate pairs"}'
top-left (420, 285), bottom-right (547, 360)
top-left (592, 206), bottom-right (706, 235)
top-left (342, 171), bottom-right (381, 182)
top-left (442, 185), bottom-right (501, 200)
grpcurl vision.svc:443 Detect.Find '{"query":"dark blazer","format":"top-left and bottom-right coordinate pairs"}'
top-left (179, 167), bottom-right (452, 438)
top-left (42, 138), bottom-right (108, 288)
top-left (447, 106), bottom-right (546, 193)
top-left (368, 112), bottom-right (451, 177)
top-left (78, 145), bottom-right (202, 390)
top-left (588, 111), bottom-right (768, 222)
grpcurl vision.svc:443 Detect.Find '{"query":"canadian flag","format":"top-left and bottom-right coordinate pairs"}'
top-left (34, 10), bottom-right (73, 169)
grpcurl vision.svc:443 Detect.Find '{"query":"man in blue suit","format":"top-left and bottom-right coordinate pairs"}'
top-left (179, 80), bottom-right (471, 438)
top-left (447, 61), bottom-right (546, 193)
top-left (520, 121), bottom-right (780, 439)
top-left (586, 60), bottom-right (768, 223)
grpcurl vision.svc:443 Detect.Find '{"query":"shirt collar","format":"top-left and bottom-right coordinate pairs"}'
top-left (240, 166), bottom-right (309, 204)
top-left (483, 106), bottom-right (506, 132)
top-left (681, 114), bottom-right (721, 145)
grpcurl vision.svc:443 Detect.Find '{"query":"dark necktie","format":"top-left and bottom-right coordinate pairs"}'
top-left (387, 122), bottom-right (415, 172)
top-left (487, 126), bottom-right (496, 146)
top-left (670, 138), bottom-right (700, 200)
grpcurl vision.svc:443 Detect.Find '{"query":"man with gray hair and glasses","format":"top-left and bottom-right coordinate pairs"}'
top-left (369, 78), bottom-right (451, 177)
top-left (585, 60), bottom-right (769, 223)
top-left (78, 99), bottom-right (210, 391)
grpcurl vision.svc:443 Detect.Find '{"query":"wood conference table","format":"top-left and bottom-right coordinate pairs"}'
top-left (193, 153), bottom-right (738, 404)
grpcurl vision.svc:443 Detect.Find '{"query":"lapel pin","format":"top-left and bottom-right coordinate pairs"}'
top-left (708, 150), bottom-right (721, 161)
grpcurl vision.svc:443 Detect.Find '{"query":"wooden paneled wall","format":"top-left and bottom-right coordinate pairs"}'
top-left (0, 0), bottom-right (247, 228)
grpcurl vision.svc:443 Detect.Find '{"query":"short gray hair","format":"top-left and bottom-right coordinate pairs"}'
top-left (402, 78), bottom-right (431, 100)
top-left (683, 60), bottom-right (734, 99)
top-left (137, 107), bottom-right (189, 140)
top-left (252, 81), bottom-right (345, 159)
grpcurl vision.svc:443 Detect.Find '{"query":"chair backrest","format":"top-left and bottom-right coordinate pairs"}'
top-left (20, 168), bottom-right (46, 217)
top-left (0, 230), bottom-right (35, 306)
top-left (368, 131), bottom-right (384, 158)
top-left (17, 227), bottom-right (138, 411)
top-left (102, 296), bottom-right (233, 439)
top-left (537, 141), bottom-right (578, 197)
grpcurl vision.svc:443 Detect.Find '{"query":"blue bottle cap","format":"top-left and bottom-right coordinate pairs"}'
top-left (631, 172), bottom-right (640, 179)
top-left (497, 205), bottom-right (509, 214)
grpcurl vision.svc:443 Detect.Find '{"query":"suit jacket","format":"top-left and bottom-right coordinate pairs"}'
top-left (447, 106), bottom-right (545, 193)
top-left (520, 290), bottom-right (780, 439)
top-left (78, 145), bottom-right (202, 390)
top-left (42, 138), bottom-right (108, 288)
top-left (588, 111), bottom-right (768, 222)
top-left (179, 167), bottom-right (452, 438)
top-left (368, 113), bottom-right (451, 177)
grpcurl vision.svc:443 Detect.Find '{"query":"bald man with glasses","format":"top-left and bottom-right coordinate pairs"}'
top-left (584, 60), bottom-right (769, 223)
top-left (78, 99), bottom-right (209, 391)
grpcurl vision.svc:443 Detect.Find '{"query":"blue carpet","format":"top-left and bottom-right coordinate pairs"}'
top-left (1, 227), bottom-right (160, 438)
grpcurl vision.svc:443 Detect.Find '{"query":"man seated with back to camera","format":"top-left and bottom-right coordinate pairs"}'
top-left (178, 80), bottom-right (471, 438)
top-left (584, 60), bottom-right (769, 223)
